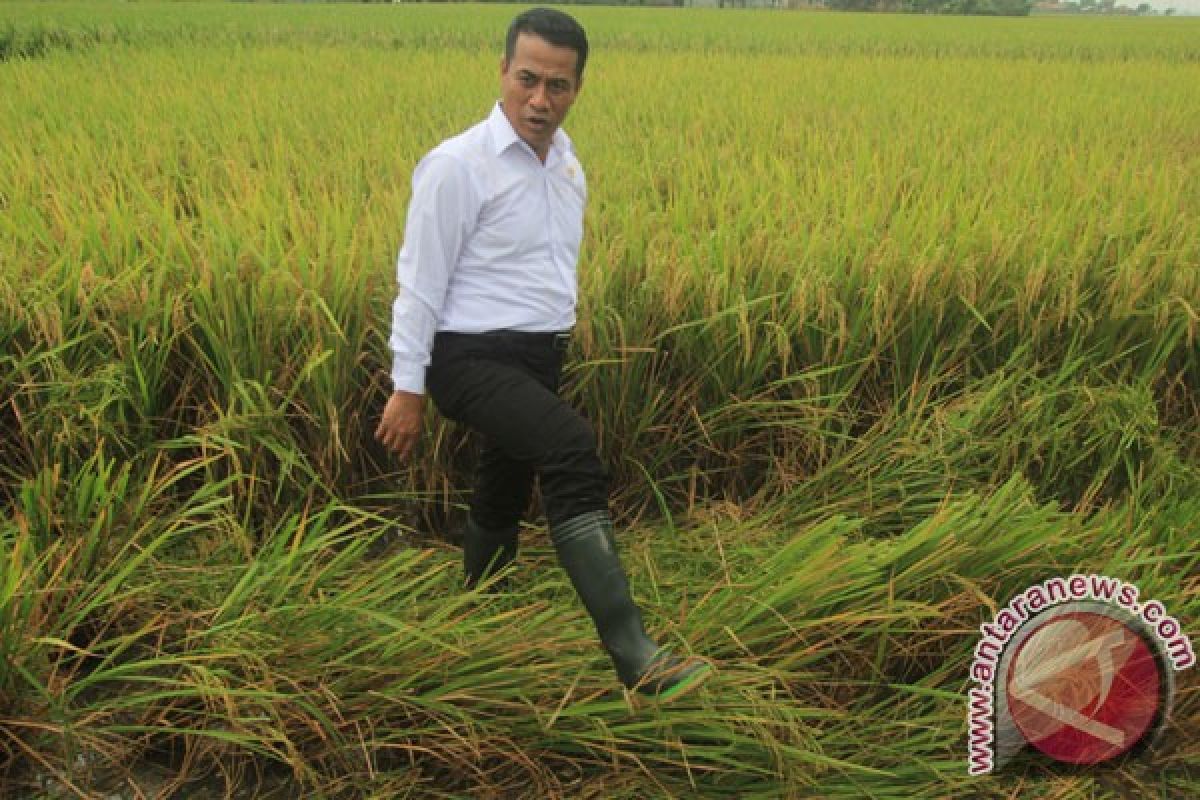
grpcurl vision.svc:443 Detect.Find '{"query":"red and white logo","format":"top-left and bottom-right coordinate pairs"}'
top-left (968, 576), bottom-right (1193, 775)
top-left (1005, 610), bottom-right (1162, 765)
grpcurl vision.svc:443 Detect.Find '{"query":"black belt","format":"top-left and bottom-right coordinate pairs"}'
top-left (441, 330), bottom-right (572, 352)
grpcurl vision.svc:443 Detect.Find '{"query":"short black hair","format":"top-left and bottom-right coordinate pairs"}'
top-left (505, 8), bottom-right (589, 82)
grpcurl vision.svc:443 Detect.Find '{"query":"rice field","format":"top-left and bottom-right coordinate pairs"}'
top-left (1, 2), bottom-right (1198, 798)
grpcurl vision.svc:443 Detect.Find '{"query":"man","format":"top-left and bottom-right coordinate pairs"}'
top-left (375, 8), bottom-right (709, 701)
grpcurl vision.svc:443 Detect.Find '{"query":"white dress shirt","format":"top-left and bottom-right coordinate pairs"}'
top-left (388, 102), bottom-right (587, 394)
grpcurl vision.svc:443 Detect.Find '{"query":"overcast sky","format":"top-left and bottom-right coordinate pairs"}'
top-left (1083, 0), bottom-right (1199, 8)
top-left (1148, 0), bottom-right (1200, 10)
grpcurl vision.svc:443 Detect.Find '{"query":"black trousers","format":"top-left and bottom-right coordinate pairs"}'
top-left (425, 331), bottom-right (609, 530)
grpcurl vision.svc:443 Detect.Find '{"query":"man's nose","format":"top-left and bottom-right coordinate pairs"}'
top-left (529, 83), bottom-right (549, 110)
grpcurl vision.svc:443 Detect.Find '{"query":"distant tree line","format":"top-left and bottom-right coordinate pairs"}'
top-left (346, 0), bottom-right (1178, 14)
top-left (822, 0), bottom-right (1032, 13)
top-left (364, 0), bottom-right (1040, 14)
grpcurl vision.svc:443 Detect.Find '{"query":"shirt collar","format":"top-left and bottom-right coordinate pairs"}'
top-left (488, 101), bottom-right (571, 164)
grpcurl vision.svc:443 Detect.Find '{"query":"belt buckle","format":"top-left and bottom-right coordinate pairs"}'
top-left (553, 333), bottom-right (571, 351)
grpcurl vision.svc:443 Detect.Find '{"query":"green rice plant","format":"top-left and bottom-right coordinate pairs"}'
top-left (1, 3), bottom-right (1197, 797)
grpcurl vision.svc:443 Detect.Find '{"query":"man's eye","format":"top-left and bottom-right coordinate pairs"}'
top-left (520, 74), bottom-right (537, 87)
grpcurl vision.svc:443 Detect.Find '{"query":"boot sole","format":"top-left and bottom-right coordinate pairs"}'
top-left (628, 661), bottom-right (714, 707)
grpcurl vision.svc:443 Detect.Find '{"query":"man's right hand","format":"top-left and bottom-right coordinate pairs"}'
top-left (375, 390), bottom-right (427, 461)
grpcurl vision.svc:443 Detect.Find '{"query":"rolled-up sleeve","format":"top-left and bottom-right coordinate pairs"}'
top-left (388, 154), bottom-right (477, 394)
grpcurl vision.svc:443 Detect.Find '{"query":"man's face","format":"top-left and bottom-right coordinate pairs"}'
top-left (500, 33), bottom-right (582, 161)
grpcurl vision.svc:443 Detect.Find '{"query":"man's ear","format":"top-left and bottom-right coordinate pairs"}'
top-left (500, 57), bottom-right (509, 76)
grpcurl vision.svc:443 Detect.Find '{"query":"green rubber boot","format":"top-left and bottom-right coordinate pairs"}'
top-left (551, 511), bottom-right (711, 701)
top-left (463, 517), bottom-right (518, 589)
